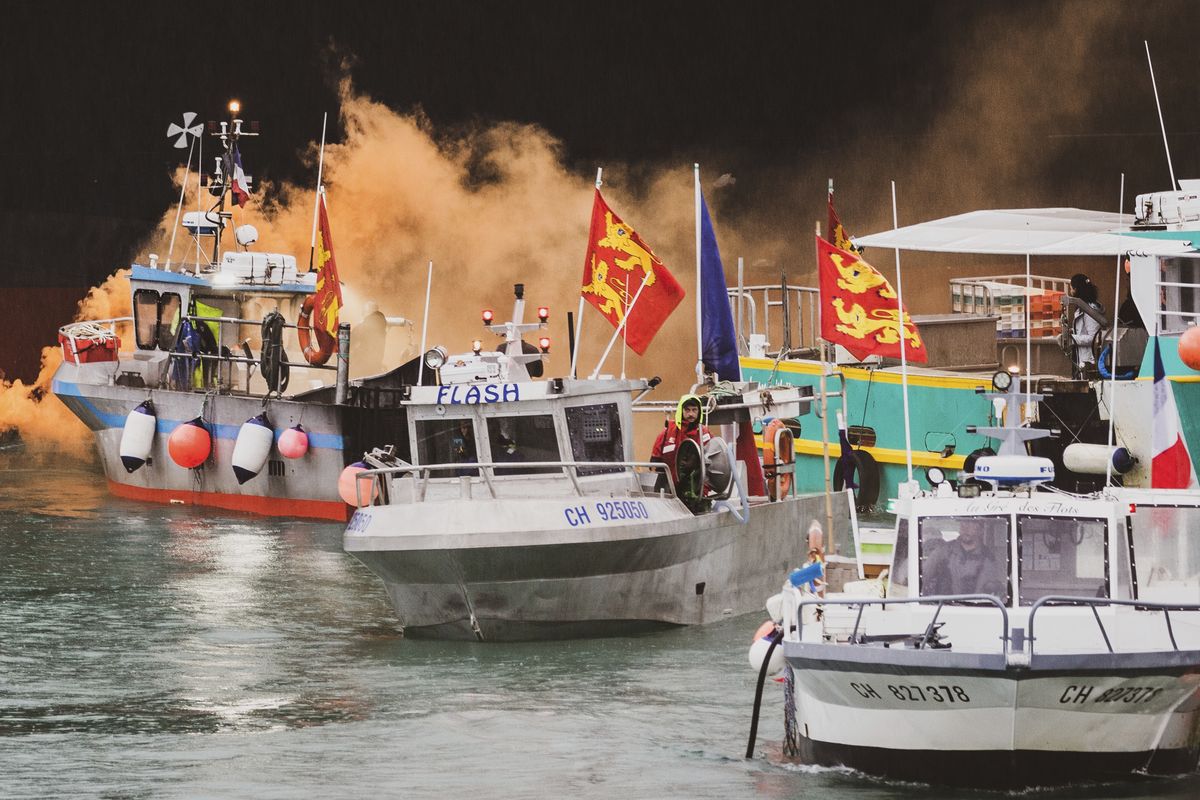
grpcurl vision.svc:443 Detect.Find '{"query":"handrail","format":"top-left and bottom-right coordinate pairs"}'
top-left (356, 459), bottom-right (677, 506)
top-left (58, 317), bottom-right (133, 336)
top-left (1027, 595), bottom-right (1200, 656)
top-left (795, 594), bottom-right (1010, 651)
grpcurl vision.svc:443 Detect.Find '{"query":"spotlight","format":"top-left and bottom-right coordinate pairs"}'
top-left (472, 339), bottom-right (482, 355)
top-left (423, 346), bottom-right (448, 370)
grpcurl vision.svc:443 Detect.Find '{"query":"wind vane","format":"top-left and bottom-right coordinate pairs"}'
top-left (166, 112), bottom-right (203, 149)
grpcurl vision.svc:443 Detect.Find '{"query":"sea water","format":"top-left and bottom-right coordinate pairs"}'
top-left (2, 462), bottom-right (1199, 799)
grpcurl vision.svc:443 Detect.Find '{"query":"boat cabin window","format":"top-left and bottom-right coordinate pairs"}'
top-left (485, 414), bottom-right (560, 475)
top-left (1159, 257), bottom-right (1200, 333)
top-left (918, 515), bottom-right (1010, 602)
top-left (1130, 505), bottom-right (1200, 603)
top-left (889, 519), bottom-right (910, 598)
top-left (133, 289), bottom-right (183, 351)
top-left (564, 403), bottom-right (624, 475)
top-left (1017, 516), bottom-right (1107, 604)
top-left (415, 417), bottom-right (478, 477)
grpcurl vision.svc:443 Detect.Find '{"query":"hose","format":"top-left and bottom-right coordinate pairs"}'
top-left (745, 626), bottom-right (784, 758)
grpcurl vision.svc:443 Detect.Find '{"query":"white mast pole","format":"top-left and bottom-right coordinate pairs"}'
top-left (1146, 40), bottom-right (1177, 190)
top-left (165, 133), bottom-right (197, 271)
top-left (1026, 253), bottom-right (1032, 409)
top-left (694, 163), bottom-right (704, 383)
top-left (1106, 174), bottom-right (1126, 487)
top-left (309, 112), bottom-right (329, 271)
top-left (417, 260), bottom-right (433, 387)
top-left (570, 168), bottom-right (601, 379)
top-left (591, 278), bottom-right (651, 379)
top-left (891, 181), bottom-right (915, 487)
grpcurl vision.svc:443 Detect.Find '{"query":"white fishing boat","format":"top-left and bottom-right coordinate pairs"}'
top-left (343, 285), bottom-right (853, 640)
top-left (748, 372), bottom-right (1200, 788)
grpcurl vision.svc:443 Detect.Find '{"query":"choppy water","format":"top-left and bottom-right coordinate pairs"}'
top-left (3, 462), bottom-right (1200, 799)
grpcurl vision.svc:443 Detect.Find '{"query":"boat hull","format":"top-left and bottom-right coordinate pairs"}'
top-left (346, 492), bottom-right (849, 640)
top-left (53, 366), bottom-right (354, 521)
top-left (783, 644), bottom-right (1200, 787)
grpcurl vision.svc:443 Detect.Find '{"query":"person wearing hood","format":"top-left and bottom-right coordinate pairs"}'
top-left (651, 394), bottom-right (712, 490)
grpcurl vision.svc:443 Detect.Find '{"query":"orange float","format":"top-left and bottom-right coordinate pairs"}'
top-left (762, 419), bottom-right (794, 500)
top-left (1180, 326), bottom-right (1200, 371)
top-left (168, 417), bottom-right (211, 469)
top-left (297, 295), bottom-right (337, 366)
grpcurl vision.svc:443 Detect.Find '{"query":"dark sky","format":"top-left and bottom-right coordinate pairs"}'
top-left (6, 0), bottom-right (1200, 280)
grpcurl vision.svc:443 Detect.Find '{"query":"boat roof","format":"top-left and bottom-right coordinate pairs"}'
top-left (855, 208), bottom-right (1197, 256)
top-left (129, 264), bottom-right (315, 295)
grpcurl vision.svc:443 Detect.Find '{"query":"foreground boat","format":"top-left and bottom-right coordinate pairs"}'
top-left (51, 105), bottom-right (415, 520)
top-left (751, 374), bottom-right (1200, 788)
top-left (343, 287), bottom-right (854, 640)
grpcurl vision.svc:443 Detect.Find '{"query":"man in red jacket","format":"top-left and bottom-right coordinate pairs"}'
top-left (651, 395), bottom-right (712, 499)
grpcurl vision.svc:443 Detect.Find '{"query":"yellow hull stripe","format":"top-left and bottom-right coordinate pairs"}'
top-left (757, 435), bottom-right (967, 470)
top-left (741, 357), bottom-right (990, 391)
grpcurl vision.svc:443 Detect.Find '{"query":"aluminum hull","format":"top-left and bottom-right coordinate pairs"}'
top-left (347, 492), bottom-right (849, 641)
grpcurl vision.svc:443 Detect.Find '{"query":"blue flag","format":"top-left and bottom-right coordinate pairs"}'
top-left (699, 197), bottom-right (740, 381)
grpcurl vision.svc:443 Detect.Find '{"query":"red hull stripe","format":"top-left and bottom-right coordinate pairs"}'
top-left (107, 479), bottom-right (351, 521)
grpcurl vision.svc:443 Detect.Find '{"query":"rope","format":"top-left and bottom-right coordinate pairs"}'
top-left (783, 663), bottom-right (799, 758)
top-left (745, 627), bottom-right (784, 758)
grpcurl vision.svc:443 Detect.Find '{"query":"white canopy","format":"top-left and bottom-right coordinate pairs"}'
top-left (854, 208), bottom-right (1197, 256)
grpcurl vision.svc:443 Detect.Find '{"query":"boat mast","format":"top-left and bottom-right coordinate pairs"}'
top-left (206, 99), bottom-right (257, 266)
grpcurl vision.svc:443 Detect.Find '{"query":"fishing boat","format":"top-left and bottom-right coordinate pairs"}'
top-left (342, 284), bottom-right (854, 640)
top-left (747, 372), bottom-right (1200, 789)
top-left (51, 104), bottom-right (416, 521)
top-left (734, 185), bottom-right (1200, 516)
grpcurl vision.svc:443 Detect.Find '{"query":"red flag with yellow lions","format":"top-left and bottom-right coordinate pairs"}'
top-left (827, 190), bottom-right (863, 254)
top-left (581, 190), bottom-right (685, 355)
top-left (816, 234), bottom-right (927, 363)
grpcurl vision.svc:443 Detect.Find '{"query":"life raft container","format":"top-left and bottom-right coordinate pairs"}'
top-left (297, 295), bottom-right (337, 366)
top-left (762, 418), bottom-right (795, 501)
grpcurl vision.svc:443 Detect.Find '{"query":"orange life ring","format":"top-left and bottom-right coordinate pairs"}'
top-left (762, 419), bottom-right (794, 501)
top-left (297, 294), bottom-right (337, 366)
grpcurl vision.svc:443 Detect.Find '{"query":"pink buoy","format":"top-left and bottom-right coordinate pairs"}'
top-left (752, 620), bottom-right (777, 643)
top-left (278, 424), bottom-right (309, 459)
top-left (1180, 326), bottom-right (1200, 371)
top-left (338, 461), bottom-right (376, 506)
top-left (168, 417), bottom-right (211, 469)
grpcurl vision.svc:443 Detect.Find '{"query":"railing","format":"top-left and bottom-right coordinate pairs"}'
top-left (728, 284), bottom-right (820, 356)
top-left (354, 459), bottom-right (676, 506)
top-left (793, 594), bottom-right (1011, 652)
top-left (1027, 595), bottom-right (1200, 655)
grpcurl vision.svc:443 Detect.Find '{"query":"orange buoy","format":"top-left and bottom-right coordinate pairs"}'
top-left (752, 620), bottom-right (777, 643)
top-left (1180, 326), bottom-right (1200, 371)
top-left (338, 462), bottom-right (377, 506)
top-left (168, 417), bottom-right (211, 469)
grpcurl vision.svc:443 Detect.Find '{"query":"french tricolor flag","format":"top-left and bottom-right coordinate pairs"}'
top-left (230, 145), bottom-right (251, 207)
top-left (1151, 339), bottom-right (1198, 489)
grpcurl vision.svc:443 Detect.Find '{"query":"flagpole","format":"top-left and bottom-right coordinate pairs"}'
top-left (1026, 253), bottom-right (1032, 411)
top-left (815, 221), bottom-right (834, 545)
top-left (694, 163), bottom-right (704, 383)
top-left (417, 260), bottom-right (433, 387)
top-left (891, 181), bottom-right (915, 488)
top-left (309, 111), bottom-right (329, 272)
top-left (591, 277), bottom-right (651, 379)
top-left (570, 168), bottom-right (601, 380)
top-left (1105, 174), bottom-right (1125, 487)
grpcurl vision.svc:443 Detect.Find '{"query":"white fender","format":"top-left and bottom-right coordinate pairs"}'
top-left (119, 400), bottom-right (156, 473)
top-left (748, 636), bottom-right (785, 676)
top-left (232, 413), bottom-right (274, 484)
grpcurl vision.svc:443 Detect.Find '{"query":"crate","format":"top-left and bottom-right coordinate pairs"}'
top-left (949, 276), bottom-right (1069, 339)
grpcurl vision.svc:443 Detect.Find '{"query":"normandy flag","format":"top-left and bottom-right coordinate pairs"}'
top-left (581, 190), bottom-right (685, 355)
top-left (1151, 339), bottom-right (1198, 489)
top-left (827, 189), bottom-right (862, 254)
top-left (816, 234), bottom-right (927, 363)
top-left (312, 191), bottom-right (343, 344)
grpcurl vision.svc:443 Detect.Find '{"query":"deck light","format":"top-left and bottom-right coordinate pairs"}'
top-left (992, 370), bottom-right (1012, 392)
top-left (926, 466), bottom-right (945, 486)
top-left (538, 336), bottom-right (551, 353)
top-left (472, 339), bottom-right (482, 355)
top-left (482, 309), bottom-right (494, 324)
top-left (423, 346), bottom-right (448, 370)
top-left (537, 306), bottom-right (550, 323)
top-left (229, 100), bottom-right (241, 115)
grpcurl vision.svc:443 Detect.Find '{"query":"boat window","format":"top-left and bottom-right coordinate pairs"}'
top-left (889, 519), bottom-right (910, 598)
top-left (1017, 516), bottom-right (1107, 605)
top-left (1159, 257), bottom-right (1200, 333)
top-left (415, 417), bottom-right (478, 478)
top-left (917, 515), bottom-right (1010, 603)
top-left (157, 293), bottom-right (182, 350)
top-left (564, 403), bottom-right (624, 475)
top-left (1112, 519), bottom-right (1133, 600)
top-left (134, 289), bottom-right (160, 349)
top-left (1129, 505), bottom-right (1200, 603)
top-left (485, 414), bottom-right (560, 476)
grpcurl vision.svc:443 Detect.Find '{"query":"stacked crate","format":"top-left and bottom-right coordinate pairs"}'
top-left (950, 277), bottom-right (1067, 339)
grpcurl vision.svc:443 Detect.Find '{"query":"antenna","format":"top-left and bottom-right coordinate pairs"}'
top-left (1145, 40), bottom-right (1177, 190)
